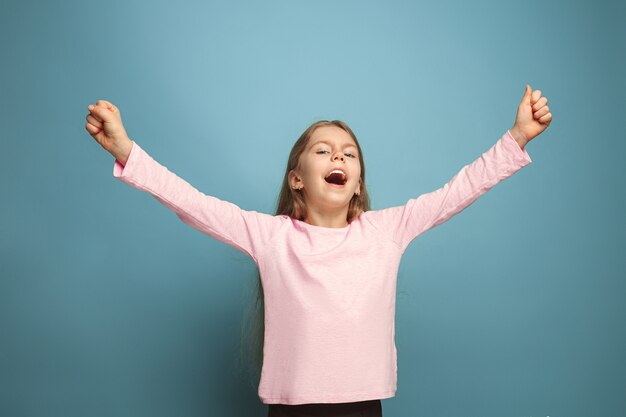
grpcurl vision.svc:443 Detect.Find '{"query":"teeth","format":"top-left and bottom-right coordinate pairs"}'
top-left (328, 169), bottom-right (345, 176)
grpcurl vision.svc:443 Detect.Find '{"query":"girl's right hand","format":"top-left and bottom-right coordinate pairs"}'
top-left (85, 100), bottom-right (133, 164)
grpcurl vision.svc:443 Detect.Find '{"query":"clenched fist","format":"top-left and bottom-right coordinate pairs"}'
top-left (509, 85), bottom-right (553, 149)
top-left (85, 100), bottom-right (133, 165)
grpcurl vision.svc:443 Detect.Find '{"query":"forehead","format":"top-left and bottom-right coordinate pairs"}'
top-left (308, 125), bottom-right (357, 148)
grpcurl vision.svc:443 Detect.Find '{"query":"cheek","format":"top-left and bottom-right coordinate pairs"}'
top-left (298, 162), bottom-right (318, 183)
top-left (305, 160), bottom-right (324, 176)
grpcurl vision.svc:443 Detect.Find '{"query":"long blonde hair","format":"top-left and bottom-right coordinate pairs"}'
top-left (237, 120), bottom-right (371, 390)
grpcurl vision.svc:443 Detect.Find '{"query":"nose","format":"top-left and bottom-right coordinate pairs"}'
top-left (332, 151), bottom-right (345, 162)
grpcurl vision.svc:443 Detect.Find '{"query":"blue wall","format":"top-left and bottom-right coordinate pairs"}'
top-left (1, 0), bottom-right (624, 416)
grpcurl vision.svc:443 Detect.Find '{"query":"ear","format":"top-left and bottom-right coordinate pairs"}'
top-left (289, 169), bottom-right (303, 190)
top-left (355, 178), bottom-right (361, 195)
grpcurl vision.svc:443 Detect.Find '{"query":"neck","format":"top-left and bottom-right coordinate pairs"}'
top-left (303, 206), bottom-right (350, 228)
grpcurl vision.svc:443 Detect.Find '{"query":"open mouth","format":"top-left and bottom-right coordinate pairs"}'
top-left (324, 170), bottom-right (347, 186)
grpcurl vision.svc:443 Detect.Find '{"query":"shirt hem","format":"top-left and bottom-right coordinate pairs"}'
top-left (259, 389), bottom-right (396, 405)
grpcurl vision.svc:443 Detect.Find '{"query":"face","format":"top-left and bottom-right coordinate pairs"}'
top-left (289, 125), bottom-right (362, 210)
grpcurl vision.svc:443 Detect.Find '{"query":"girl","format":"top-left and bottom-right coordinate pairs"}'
top-left (85, 85), bottom-right (552, 417)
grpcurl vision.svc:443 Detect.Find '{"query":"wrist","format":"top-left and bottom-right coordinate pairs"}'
top-left (509, 126), bottom-right (528, 150)
top-left (111, 138), bottom-right (133, 166)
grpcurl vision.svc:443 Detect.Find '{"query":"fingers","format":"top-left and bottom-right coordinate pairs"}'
top-left (524, 86), bottom-right (552, 124)
top-left (538, 112), bottom-right (552, 124)
top-left (531, 89), bottom-right (542, 105)
top-left (86, 113), bottom-right (103, 129)
top-left (532, 96), bottom-right (548, 111)
top-left (88, 105), bottom-right (105, 123)
top-left (531, 94), bottom-right (551, 123)
top-left (534, 105), bottom-right (550, 119)
top-left (87, 100), bottom-right (116, 123)
top-left (85, 122), bottom-right (101, 135)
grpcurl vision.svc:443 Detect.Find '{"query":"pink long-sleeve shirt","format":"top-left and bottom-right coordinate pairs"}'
top-left (113, 130), bottom-right (532, 405)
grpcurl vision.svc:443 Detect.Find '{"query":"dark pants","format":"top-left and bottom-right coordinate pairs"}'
top-left (267, 399), bottom-right (382, 417)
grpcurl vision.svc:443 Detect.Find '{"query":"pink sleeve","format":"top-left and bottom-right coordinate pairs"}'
top-left (113, 141), bottom-right (282, 263)
top-left (365, 130), bottom-right (532, 252)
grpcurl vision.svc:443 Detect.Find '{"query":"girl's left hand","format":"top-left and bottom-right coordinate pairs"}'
top-left (510, 84), bottom-right (552, 147)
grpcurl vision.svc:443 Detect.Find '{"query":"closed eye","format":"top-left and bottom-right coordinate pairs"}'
top-left (316, 150), bottom-right (357, 158)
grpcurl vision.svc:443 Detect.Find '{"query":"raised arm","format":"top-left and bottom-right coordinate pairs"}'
top-left (365, 85), bottom-right (552, 252)
top-left (85, 100), bottom-right (282, 263)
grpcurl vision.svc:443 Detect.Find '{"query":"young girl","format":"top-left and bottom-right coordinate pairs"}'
top-left (85, 85), bottom-right (552, 417)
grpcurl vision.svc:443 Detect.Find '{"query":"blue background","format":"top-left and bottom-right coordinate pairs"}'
top-left (1, 0), bottom-right (624, 416)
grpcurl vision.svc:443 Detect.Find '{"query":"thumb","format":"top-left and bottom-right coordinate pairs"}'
top-left (98, 100), bottom-right (118, 113)
top-left (522, 84), bottom-right (532, 105)
top-left (88, 103), bottom-right (115, 123)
